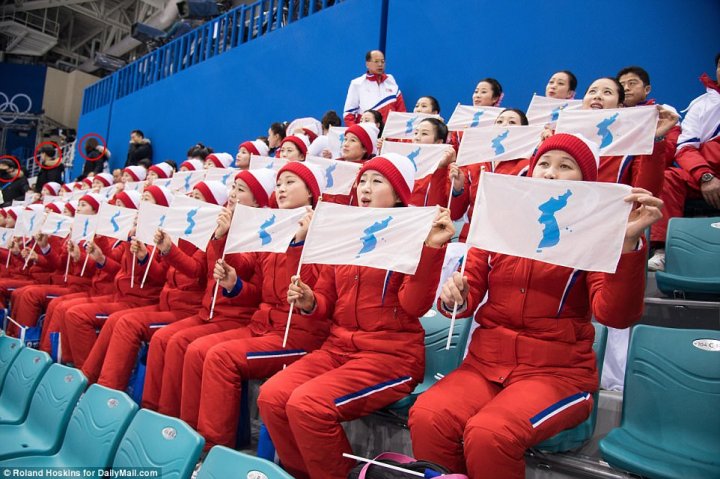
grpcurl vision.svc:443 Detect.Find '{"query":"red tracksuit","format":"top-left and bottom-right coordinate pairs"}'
top-left (257, 244), bottom-right (445, 479)
top-left (141, 237), bottom-right (261, 416)
top-left (61, 240), bottom-right (165, 368)
top-left (597, 139), bottom-right (667, 198)
top-left (450, 159), bottom-right (530, 242)
top-left (186, 245), bottom-right (327, 449)
top-left (81, 239), bottom-right (206, 389)
top-left (408, 245), bottom-right (647, 478)
top-left (409, 166), bottom-right (451, 208)
top-left (0, 239), bottom-right (36, 311)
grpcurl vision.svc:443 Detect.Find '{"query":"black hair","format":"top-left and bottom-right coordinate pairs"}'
top-left (131, 129), bottom-right (145, 138)
top-left (418, 118), bottom-right (448, 143)
top-left (186, 143), bottom-right (213, 160)
top-left (557, 70), bottom-right (578, 91)
top-left (321, 110), bottom-right (342, 130)
top-left (256, 136), bottom-right (270, 147)
top-left (39, 145), bottom-right (56, 158)
top-left (498, 108), bottom-right (529, 126)
top-left (365, 50), bottom-right (384, 61)
top-left (163, 160), bottom-right (177, 171)
top-left (478, 78), bottom-right (503, 100)
top-left (591, 77), bottom-right (626, 105)
top-left (84, 138), bottom-right (99, 153)
top-left (363, 109), bottom-right (384, 135)
top-left (0, 159), bottom-right (16, 169)
top-left (269, 122), bottom-right (287, 139)
top-left (617, 66), bottom-right (650, 86)
top-left (417, 95), bottom-right (441, 114)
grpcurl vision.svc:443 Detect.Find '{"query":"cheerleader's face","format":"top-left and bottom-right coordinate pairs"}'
top-left (583, 79), bottom-right (622, 110)
top-left (235, 147), bottom-right (252, 169)
top-left (546, 72), bottom-right (574, 99)
top-left (357, 171), bottom-right (401, 208)
top-left (532, 150), bottom-right (583, 181)
top-left (230, 179), bottom-right (258, 208)
top-left (472, 81), bottom-right (499, 107)
top-left (275, 172), bottom-right (312, 209)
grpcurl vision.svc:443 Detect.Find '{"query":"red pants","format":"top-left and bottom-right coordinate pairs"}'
top-left (650, 167), bottom-right (701, 243)
top-left (408, 361), bottom-right (593, 479)
top-left (63, 295), bottom-right (157, 369)
top-left (10, 284), bottom-right (79, 331)
top-left (82, 304), bottom-right (187, 390)
top-left (257, 348), bottom-right (420, 479)
top-left (39, 292), bottom-right (90, 361)
top-left (0, 278), bottom-right (36, 334)
top-left (141, 314), bottom-right (246, 416)
top-left (189, 328), bottom-right (324, 448)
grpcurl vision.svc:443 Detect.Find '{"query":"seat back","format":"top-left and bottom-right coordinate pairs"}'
top-left (197, 446), bottom-right (293, 479)
top-left (57, 384), bottom-right (138, 467)
top-left (23, 364), bottom-right (87, 450)
top-left (0, 348), bottom-right (51, 423)
top-left (419, 306), bottom-right (472, 384)
top-left (0, 335), bottom-right (23, 390)
top-left (112, 409), bottom-right (204, 479)
top-left (618, 325), bottom-right (720, 463)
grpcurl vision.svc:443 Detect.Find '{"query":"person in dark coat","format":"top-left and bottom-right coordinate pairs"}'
top-left (125, 130), bottom-right (153, 168)
top-left (77, 138), bottom-right (111, 181)
top-left (34, 144), bottom-right (65, 193)
top-left (0, 158), bottom-right (30, 207)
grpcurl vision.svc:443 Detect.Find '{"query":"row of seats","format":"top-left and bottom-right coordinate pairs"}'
top-left (0, 336), bottom-right (290, 478)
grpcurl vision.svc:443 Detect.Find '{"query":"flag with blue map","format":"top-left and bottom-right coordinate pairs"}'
top-left (152, 178), bottom-right (174, 189)
top-left (205, 168), bottom-right (239, 189)
top-left (555, 106), bottom-right (658, 156)
top-left (97, 185), bottom-right (118, 201)
top-left (446, 104), bottom-right (504, 131)
top-left (0, 228), bottom-right (15, 248)
top-left (71, 214), bottom-right (99, 244)
top-left (327, 126), bottom-right (348, 159)
top-left (122, 181), bottom-right (145, 193)
top-left (382, 111), bottom-right (443, 139)
top-left (302, 202), bottom-right (437, 274)
top-left (249, 155), bottom-right (289, 173)
top-left (224, 204), bottom-right (307, 254)
top-left (95, 203), bottom-right (137, 240)
top-left (381, 141), bottom-right (453, 178)
top-left (40, 212), bottom-right (72, 238)
top-left (467, 173), bottom-right (633, 273)
top-left (135, 202), bottom-right (171, 245)
top-left (525, 94), bottom-right (583, 126)
top-left (160, 195), bottom-right (223, 252)
top-left (306, 156), bottom-right (361, 195)
top-left (456, 125), bottom-right (545, 166)
top-left (16, 208), bottom-right (45, 237)
top-left (171, 170), bottom-right (206, 194)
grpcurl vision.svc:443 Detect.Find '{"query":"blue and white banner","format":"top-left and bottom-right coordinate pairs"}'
top-left (446, 104), bottom-right (504, 131)
top-left (380, 141), bottom-right (449, 179)
top-left (467, 173), bottom-right (632, 273)
top-left (224, 204), bottom-right (307, 254)
top-left (40, 212), bottom-right (72, 238)
top-left (171, 170), bottom-right (206, 194)
top-left (302, 202), bottom-right (438, 274)
top-left (16, 208), bottom-right (44, 237)
top-left (526, 94), bottom-right (583, 126)
top-left (456, 125), bottom-right (545, 166)
top-left (556, 106), bottom-right (659, 156)
top-left (97, 185), bottom-right (117, 201)
top-left (122, 181), bottom-right (145, 193)
top-left (71, 214), bottom-right (99, 244)
top-left (382, 111), bottom-right (442, 139)
top-left (205, 168), bottom-right (239, 189)
top-left (306, 156), bottom-right (361, 195)
top-left (0, 227), bottom-right (15, 247)
top-left (249, 155), bottom-right (289, 173)
top-left (152, 178), bottom-right (174, 189)
top-left (162, 195), bottom-right (223, 252)
top-left (95, 203), bottom-right (137, 241)
top-left (135, 202), bottom-right (171, 245)
top-left (327, 126), bottom-right (347, 159)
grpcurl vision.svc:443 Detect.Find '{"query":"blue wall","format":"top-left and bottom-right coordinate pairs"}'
top-left (0, 63), bottom-right (47, 159)
top-left (385, 0), bottom-right (720, 118)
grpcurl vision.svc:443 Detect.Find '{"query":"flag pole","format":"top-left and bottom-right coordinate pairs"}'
top-left (342, 454), bottom-right (424, 478)
top-left (139, 245), bottom-right (156, 289)
top-left (22, 241), bottom-right (36, 270)
top-left (64, 249), bottom-right (71, 282)
top-left (130, 252), bottom-right (136, 288)
top-left (208, 250), bottom-right (225, 320)
top-left (445, 254), bottom-right (467, 351)
top-left (79, 234), bottom-right (94, 277)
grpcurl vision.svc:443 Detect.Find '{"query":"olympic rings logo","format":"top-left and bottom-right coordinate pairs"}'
top-left (0, 92), bottom-right (33, 124)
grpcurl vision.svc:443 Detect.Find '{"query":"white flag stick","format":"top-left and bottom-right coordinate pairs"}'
top-left (282, 259), bottom-right (303, 348)
top-left (446, 254), bottom-right (468, 351)
top-left (64, 249), bottom-right (71, 283)
top-left (446, 180), bottom-right (454, 210)
top-left (208, 250), bottom-right (225, 320)
top-left (6, 316), bottom-right (28, 343)
top-left (5, 247), bottom-right (11, 269)
top-left (140, 246), bottom-right (157, 289)
top-left (342, 454), bottom-right (424, 478)
top-left (130, 252), bottom-right (136, 288)
top-left (22, 241), bottom-right (36, 270)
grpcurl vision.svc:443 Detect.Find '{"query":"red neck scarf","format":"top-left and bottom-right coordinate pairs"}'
top-left (366, 72), bottom-right (388, 84)
top-left (700, 73), bottom-right (720, 94)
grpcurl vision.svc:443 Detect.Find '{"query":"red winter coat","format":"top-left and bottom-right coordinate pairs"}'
top-left (153, 239), bottom-right (206, 312)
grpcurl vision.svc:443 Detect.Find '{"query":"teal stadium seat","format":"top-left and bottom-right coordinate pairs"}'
top-left (112, 409), bottom-right (204, 479)
top-left (0, 348), bottom-right (51, 424)
top-left (600, 325), bottom-right (720, 479)
top-left (0, 364), bottom-right (86, 460)
top-left (197, 446), bottom-right (294, 479)
top-left (0, 384), bottom-right (138, 468)
top-left (0, 336), bottom-right (23, 389)
top-left (387, 306), bottom-right (473, 413)
top-left (535, 322), bottom-right (608, 452)
top-left (655, 217), bottom-right (720, 298)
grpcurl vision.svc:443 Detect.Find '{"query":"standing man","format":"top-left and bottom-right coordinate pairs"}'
top-left (343, 50), bottom-right (406, 126)
top-left (124, 130), bottom-right (153, 168)
top-left (0, 159), bottom-right (29, 207)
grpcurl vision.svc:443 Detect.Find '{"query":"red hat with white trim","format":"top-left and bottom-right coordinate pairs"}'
top-left (41, 182), bottom-right (62, 196)
top-left (92, 173), bottom-right (114, 187)
top-left (206, 153), bottom-right (234, 168)
top-left (64, 200), bottom-right (78, 216)
top-left (45, 201), bottom-right (66, 214)
top-left (149, 162), bottom-right (175, 179)
top-left (193, 180), bottom-right (228, 206)
top-left (115, 190), bottom-right (141, 210)
top-left (235, 169), bottom-right (275, 207)
top-left (358, 153), bottom-right (416, 206)
top-left (180, 159), bottom-right (204, 171)
top-left (124, 166), bottom-right (147, 182)
top-left (277, 161), bottom-right (326, 207)
top-left (79, 192), bottom-right (104, 212)
top-left (280, 135), bottom-right (311, 157)
top-left (239, 140), bottom-right (270, 157)
top-left (143, 185), bottom-right (173, 207)
top-left (345, 122), bottom-right (379, 158)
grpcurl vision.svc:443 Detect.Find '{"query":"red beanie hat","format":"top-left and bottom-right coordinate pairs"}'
top-left (81, 177), bottom-right (94, 188)
top-left (144, 185), bottom-right (172, 207)
top-left (180, 159), bottom-right (204, 171)
top-left (149, 163), bottom-right (174, 179)
top-left (0, 209), bottom-right (6, 218)
top-left (280, 135), bottom-right (310, 157)
top-left (45, 201), bottom-right (65, 214)
top-left (115, 190), bottom-right (141, 210)
top-left (239, 140), bottom-right (270, 157)
top-left (277, 162), bottom-right (325, 206)
top-left (79, 192), bottom-right (103, 212)
top-left (345, 123), bottom-right (379, 159)
top-left (65, 200), bottom-right (78, 216)
top-left (235, 169), bottom-right (275, 208)
top-left (194, 180), bottom-right (228, 206)
top-left (529, 133), bottom-right (599, 181)
top-left (358, 153), bottom-right (416, 206)
top-left (92, 173), bottom-right (114, 187)
top-left (42, 182), bottom-right (62, 196)
top-left (124, 166), bottom-right (147, 182)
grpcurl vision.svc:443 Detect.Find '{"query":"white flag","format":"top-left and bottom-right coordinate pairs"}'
top-left (40, 213), bottom-right (72, 238)
top-left (12, 199), bottom-right (28, 207)
top-left (162, 195), bottom-right (222, 252)
top-left (0, 228), bottom-right (15, 247)
top-left (456, 125), bottom-right (545, 166)
top-left (17, 209), bottom-right (44, 237)
top-left (95, 203), bottom-right (137, 241)
top-left (327, 126), bottom-right (347, 159)
top-left (42, 195), bottom-right (62, 205)
top-left (382, 111), bottom-right (442, 139)
top-left (123, 181), bottom-right (145, 193)
top-left (446, 104), bottom-right (504, 131)
top-left (249, 155), bottom-right (289, 172)
top-left (526, 94), bottom-right (583, 126)
top-left (302, 202), bottom-right (437, 274)
top-left (380, 142), bottom-right (448, 179)
top-left (205, 168), bottom-right (238, 188)
top-left (467, 173), bottom-right (632, 273)
top-left (224, 204), bottom-right (307, 254)
top-left (171, 170), bottom-right (206, 194)
top-left (97, 185), bottom-right (117, 201)
top-left (71, 214), bottom-right (99, 244)
top-left (556, 106), bottom-right (659, 156)
top-left (306, 156), bottom-right (361, 195)
top-left (152, 178), bottom-right (174, 189)
top-left (136, 202), bottom-right (171, 245)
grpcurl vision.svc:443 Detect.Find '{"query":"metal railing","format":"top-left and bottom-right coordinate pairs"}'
top-left (0, 7), bottom-right (61, 37)
top-left (82, 0), bottom-right (340, 114)
top-left (23, 141), bottom-right (76, 183)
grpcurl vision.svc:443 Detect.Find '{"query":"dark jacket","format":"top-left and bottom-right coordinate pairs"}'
top-left (78, 146), bottom-right (110, 180)
top-left (125, 139), bottom-right (153, 168)
top-left (1, 172), bottom-right (30, 207)
top-left (34, 162), bottom-right (65, 193)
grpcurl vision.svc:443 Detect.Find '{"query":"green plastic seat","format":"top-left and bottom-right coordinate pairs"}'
top-left (387, 305), bottom-right (473, 413)
top-left (535, 322), bottom-right (608, 452)
top-left (0, 364), bottom-right (87, 460)
top-left (0, 384), bottom-right (138, 468)
top-left (0, 348), bottom-right (51, 425)
top-left (600, 325), bottom-right (720, 479)
top-left (197, 446), bottom-right (294, 479)
top-left (655, 217), bottom-right (720, 298)
top-left (0, 336), bottom-right (23, 391)
top-left (112, 409), bottom-right (204, 479)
